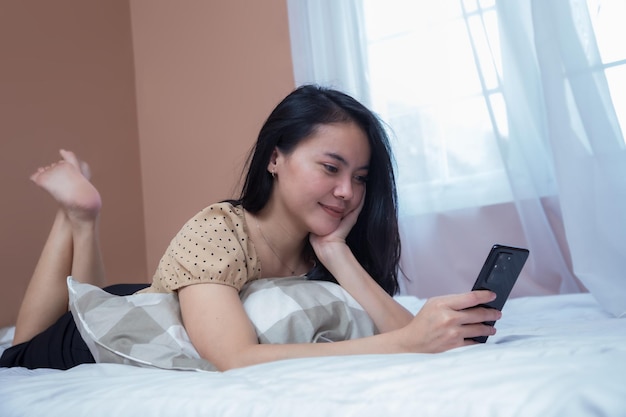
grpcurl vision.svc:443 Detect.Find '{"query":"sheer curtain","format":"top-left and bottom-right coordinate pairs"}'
top-left (287, 0), bottom-right (626, 317)
top-left (524, 0), bottom-right (626, 317)
top-left (287, 0), bottom-right (371, 105)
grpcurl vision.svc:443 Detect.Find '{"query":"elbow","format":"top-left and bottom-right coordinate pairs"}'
top-left (202, 346), bottom-right (259, 372)
top-left (212, 357), bottom-right (244, 372)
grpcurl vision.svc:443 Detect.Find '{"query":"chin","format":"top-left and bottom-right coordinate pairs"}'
top-left (309, 219), bottom-right (342, 237)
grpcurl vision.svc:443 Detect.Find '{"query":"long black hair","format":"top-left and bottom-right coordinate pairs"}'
top-left (234, 85), bottom-right (401, 295)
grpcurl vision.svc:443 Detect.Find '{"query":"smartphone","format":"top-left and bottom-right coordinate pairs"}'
top-left (469, 244), bottom-right (529, 343)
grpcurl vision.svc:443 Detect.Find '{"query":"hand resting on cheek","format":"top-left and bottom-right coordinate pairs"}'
top-left (309, 192), bottom-right (366, 266)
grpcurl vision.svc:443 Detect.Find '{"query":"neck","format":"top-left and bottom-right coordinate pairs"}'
top-left (245, 209), bottom-right (308, 276)
top-left (255, 198), bottom-right (309, 250)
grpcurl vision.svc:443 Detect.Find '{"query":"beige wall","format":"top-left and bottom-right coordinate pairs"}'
top-left (0, 0), bottom-right (294, 327)
top-left (0, 0), bottom-right (146, 328)
top-left (130, 0), bottom-right (295, 274)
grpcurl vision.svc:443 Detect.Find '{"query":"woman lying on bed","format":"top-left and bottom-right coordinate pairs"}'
top-left (0, 85), bottom-right (501, 371)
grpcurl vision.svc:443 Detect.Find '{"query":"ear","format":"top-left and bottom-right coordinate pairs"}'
top-left (267, 148), bottom-right (280, 176)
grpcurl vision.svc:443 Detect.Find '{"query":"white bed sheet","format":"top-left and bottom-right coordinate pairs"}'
top-left (1, 293), bottom-right (625, 417)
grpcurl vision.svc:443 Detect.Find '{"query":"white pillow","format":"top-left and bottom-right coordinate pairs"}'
top-left (67, 276), bottom-right (376, 372)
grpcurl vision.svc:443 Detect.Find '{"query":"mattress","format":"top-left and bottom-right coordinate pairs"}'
top-left (1, 293), bottom-right (625, 417)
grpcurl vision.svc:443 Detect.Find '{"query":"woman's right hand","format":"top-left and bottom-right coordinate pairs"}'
top-left (396, 290), bottom-right (502, 353)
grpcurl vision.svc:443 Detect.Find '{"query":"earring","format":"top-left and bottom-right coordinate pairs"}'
top-left (271, 171), bottom-right (276, 179)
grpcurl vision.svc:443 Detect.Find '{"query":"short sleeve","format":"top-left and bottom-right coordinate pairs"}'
top-left (144, 203), bottom-right (260, 293)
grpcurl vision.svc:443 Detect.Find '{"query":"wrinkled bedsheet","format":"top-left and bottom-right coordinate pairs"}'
top-left (1, 293), bottom-right (625, 417)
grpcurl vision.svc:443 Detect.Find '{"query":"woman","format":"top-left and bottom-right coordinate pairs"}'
top-left (1, 86), bottom-right (500, 371)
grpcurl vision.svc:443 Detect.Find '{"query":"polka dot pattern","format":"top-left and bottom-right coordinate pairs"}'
top-left (141, 202), bottom-right (261, 293)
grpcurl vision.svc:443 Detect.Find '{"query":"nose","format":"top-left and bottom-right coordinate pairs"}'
top-left (333, 175), bottom-right (354, 200)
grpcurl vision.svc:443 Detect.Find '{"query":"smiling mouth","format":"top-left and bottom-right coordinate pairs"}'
top-left (319, 203), bottom-right (345, 218)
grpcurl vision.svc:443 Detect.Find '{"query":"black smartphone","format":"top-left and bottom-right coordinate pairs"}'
top-left (469, 244), bottom-right (529, 343)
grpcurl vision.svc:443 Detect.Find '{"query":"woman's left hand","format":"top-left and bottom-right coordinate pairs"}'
top-left (309, 193), bottom-right (365, 264)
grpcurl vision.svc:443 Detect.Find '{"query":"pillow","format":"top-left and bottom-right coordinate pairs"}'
top-left (239, 277), bottom-right (377, 344)
top-left (67, 276), bottom-right (376, 372)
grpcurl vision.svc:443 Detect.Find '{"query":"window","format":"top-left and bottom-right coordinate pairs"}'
top-left (586, 0), bottom-right (626, 144)
top-left (360, 0), bottom-right (625, 214)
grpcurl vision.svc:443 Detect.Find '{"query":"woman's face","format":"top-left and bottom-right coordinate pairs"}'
top-left (268, 121), bottom-right (371, 237)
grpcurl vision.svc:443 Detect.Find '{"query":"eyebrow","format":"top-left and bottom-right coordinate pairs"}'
top-left (324, 152), bottom-right (369, 170)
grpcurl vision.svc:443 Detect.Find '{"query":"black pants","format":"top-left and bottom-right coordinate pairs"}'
top-left (0, 283), bottom-right (149, 370)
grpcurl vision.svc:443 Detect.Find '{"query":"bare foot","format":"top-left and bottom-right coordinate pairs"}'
top-left (59, 149), bottom-right (91, 180)
top-left (31, 159), bottom-right (102, 222)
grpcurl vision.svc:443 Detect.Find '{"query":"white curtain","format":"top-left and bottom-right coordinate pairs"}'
top-left (287, 0), bottom-right (371, 106)
top-left (287, 0), bottom-right (626, 317)
top-left (523, 0), bottom-right (626, 317)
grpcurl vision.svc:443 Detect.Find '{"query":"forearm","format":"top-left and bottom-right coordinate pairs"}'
top-left (317, 244), bottom-right (413, 333)
top-left (221, 331), bottom-right (404, 371)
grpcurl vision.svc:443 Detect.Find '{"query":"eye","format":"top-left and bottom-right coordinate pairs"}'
top-left (323, 164), bottom-right (338, 173)
top-left (354, 175), bottom-right (368, 184)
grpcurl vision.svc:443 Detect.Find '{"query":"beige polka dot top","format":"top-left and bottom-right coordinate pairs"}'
top-left (140, 202), bottom-right (261, 293)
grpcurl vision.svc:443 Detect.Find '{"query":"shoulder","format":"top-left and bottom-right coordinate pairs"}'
top-left (184, 202), bottom-right (250, 248)
top-left (177, 202), bottom-right (238, 236)
top-left (149, 202), bottom-right (260, 292)
top-left (191, 202), bottom-right (246, 226)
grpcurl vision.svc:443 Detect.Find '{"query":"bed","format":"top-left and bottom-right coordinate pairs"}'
top-left (1, 287), bottom-right (625, 417)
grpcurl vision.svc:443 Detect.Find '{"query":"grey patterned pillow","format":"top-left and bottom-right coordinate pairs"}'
top-left (67, 276), bottom-right (376, 372)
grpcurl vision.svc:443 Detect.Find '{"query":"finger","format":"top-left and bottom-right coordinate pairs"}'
top-left (327, 192), bottom-right (366, 241)
top-left (356, 189), bottom-right (366, 212)
top-left (443, 290), bottom-right (496, 311)
top-left (461, 323), bottom-right (497, 340)
top-left (459, 306), bottom-right (502, 325)
top-left (343, 190), bottom-right (366, 225)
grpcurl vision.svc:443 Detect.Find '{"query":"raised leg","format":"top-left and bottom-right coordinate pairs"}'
top-left (13, 150), bottom-right (105, 345)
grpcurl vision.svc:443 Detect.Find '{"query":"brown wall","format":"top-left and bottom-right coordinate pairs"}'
top-left (0, 0), bottom-right (146, 328)
top-left (130, 0), bottom-right (295, 274)
top-left (0, 0), bottom-right (294, 327)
